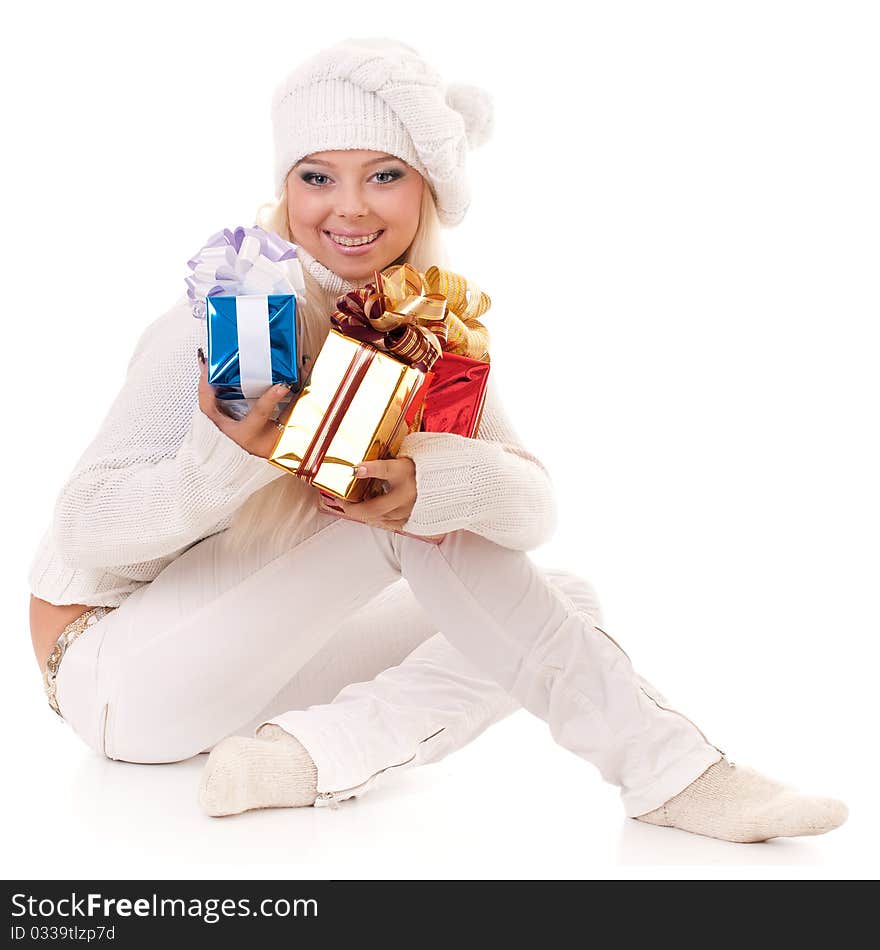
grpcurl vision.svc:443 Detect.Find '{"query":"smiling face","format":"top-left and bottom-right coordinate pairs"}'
top-left (285, 149), bottom-right (425, 282)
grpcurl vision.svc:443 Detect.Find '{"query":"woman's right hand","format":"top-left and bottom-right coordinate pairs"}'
top-left (197, 347), bottom-right (293, 459)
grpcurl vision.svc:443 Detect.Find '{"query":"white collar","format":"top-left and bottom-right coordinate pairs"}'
top-left (295, 244), bottom-right (376, 297)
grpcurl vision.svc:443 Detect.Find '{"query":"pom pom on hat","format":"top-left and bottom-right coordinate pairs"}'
top-left (445, 83), bottom-right (494, 149)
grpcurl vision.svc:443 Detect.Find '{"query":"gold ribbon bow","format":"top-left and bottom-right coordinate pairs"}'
top-left (331, 262), bottom-right (491, 372)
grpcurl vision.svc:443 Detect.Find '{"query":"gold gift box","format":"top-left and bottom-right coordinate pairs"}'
top-left (267, 329), bottom-right (427, 501)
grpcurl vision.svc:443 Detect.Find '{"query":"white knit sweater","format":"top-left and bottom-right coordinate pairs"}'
top-left (27, 246), bottom-right (557, 607)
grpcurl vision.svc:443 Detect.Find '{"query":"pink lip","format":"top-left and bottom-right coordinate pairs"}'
top-left (322, 229), bottom-right (385, 256)
top-left (324, 228), bottom-right (384, 237)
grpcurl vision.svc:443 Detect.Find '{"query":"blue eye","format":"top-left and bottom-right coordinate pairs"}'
top-left (300, 169), bottom-right (404, 186)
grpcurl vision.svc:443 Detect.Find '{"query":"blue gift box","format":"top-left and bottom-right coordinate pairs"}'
top-left (205, 294), bottom-right (304, 403)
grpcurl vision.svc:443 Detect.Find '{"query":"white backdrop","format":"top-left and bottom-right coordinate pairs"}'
top-left (2, 0), bottom-right (877, 879)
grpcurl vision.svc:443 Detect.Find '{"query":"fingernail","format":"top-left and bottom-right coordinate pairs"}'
top-left (353, 465), bottom-right (367, 477)
top-left (197, 347), bottom-right (205, 365)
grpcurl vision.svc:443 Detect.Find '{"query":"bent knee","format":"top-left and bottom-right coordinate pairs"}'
top-left (540, 567), bottom-right (605, 627)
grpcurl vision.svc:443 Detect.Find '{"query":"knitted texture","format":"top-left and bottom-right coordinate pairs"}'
top-left (271, 37), bottom-right (493, 227)
top-left (634, 756), bottom-right (849, 843)
top-left (198, 725), bottom-right (318, 817)
top-left (28, 246), bottom-right (556, 607)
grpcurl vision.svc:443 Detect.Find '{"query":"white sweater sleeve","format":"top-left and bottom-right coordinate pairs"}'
top-left (50, 300), bottom-right (285, 569)
top-left (396, 373), bottom-right (558, 551)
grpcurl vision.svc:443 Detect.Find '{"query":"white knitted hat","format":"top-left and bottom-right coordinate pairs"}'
top-left (270, 37), bottom-right (493, 227)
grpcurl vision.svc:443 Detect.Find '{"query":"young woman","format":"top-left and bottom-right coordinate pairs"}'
top-left (28, 37), bottom-right (848, 843)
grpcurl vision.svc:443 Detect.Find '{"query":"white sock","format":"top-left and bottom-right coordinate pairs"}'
top-left (198, 724), bottom-right (318, 817)
top-left (634, 756), bottom-right (848, 843)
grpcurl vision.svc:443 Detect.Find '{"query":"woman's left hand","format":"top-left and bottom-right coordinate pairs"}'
top-left (339, 458), bottom-right (417, 531)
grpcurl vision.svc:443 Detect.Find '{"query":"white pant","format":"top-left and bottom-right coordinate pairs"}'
top-left (54, 505), bottom-right (723, 817)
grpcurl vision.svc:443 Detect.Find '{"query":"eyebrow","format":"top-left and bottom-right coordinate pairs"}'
top-left (294, 154), bottom-right (402, 169)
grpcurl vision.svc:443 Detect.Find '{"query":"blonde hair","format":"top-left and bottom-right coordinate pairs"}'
top-left (223, 171), bottom-right (451, 557)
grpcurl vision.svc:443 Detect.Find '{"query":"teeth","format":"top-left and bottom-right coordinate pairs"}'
top-left (327, 230), bottom-right (382, 246)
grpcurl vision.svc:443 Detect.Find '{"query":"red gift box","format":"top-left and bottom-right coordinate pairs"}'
top-left (420, 350), bottom-right (490, 438)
